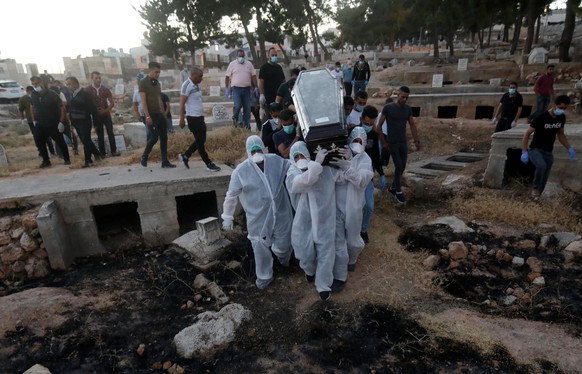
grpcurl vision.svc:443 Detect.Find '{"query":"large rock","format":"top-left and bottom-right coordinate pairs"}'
top-left (448, 241), bottom-right (468, 260)
top-left (550, 232), bottom-right (581, 249)
top-left (563, 240), bottom-right (582, 263)
top-left (1, 244), bottom-right (26, 263)
top-left (526, 257), bottom-right (543, 273)
top-left (23, 364), bottom-right (52, 374)
top-left (0, 217), bottom-right (12, 231)
top-left (174, 303), bottom-right (251, 359)
top-left (423, 255), bottom-right (441, 270)
top-left (429, 216), bottom-right (473, 234)
top-left (21, 215), bottom-right (38, 231)
top-left (20, 232), bottom-right (39, 252)
top-left (172, 218), bottom-right (231, 265)
top-left (0, 233), bottom-right (11, 246)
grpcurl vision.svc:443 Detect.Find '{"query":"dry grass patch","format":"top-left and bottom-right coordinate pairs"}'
top-left (450, 188), bottom-right (582, 234)
top-left (417, 118), bottom-right (493, 156)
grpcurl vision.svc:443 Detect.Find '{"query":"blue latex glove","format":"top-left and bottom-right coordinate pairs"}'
top-left (364, 80), bottom-right (368, 86)
top-left (568, 147), bottom-right (575, 160)
top-left (225, 87), bottom-right (231, 99)
top-left (351, 80), bottom-right (355, 85)
top-left (379, 175), bottom-right (385, 190)
top-left (520, 150), bottom-right (529, 164)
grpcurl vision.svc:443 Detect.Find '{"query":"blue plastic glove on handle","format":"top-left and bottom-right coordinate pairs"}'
top-left (379, 175), bottom-right (386, 190)
top-left (568, 147), bottom-right (576, 160)
top-left (364, 80), bottom-right (368, 86)
top-left (225, 87), bottom-right (231, 99)
top-left (520, 151), bottom-right (529, 165)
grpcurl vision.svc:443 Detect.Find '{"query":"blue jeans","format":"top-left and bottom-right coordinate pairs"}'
top-left (529, 148), bottom-right (553, 193)
top-left (361, 180), bottom-right (374, 233)
top-left (530, 95), bottom-right (551, 121)
top-left (142, 113), bottom-right (169, 163)
top-left (353, 81), bottom-right (366, 96)
top-left (232, 86), bottom-right (251, 129)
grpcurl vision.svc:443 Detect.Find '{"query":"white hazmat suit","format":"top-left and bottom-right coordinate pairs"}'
top-left (332, 127), bottom-right (374, 282)
top-left (222, 135), bottom-right (293, 289)
top-left (286, 141), bottom-right (340, 294)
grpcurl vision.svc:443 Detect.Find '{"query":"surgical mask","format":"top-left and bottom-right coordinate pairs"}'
top-left (271, 118), bottom-right (279, 125)
top-left (270, 56), bottom-right (278, 63)
top-left (251, 153), bottom-right (265, 163)
top-left (359, 60), bottom-right (365, 65)
top-left (296, 159), bottom-right (309, 170)
top-left (237, 57), bottom-right (245, 64)
top-left (335, 67), bottom-right (340, 71)
top-left (355, 104), bottom-right (364, 112)
top-left (554, 108), bottom-right (565, 116)
top-left (283, 124), bottom-right (295, 134)
top-left (508, 88), bottom-right (516, 95)
top-left (350, 143), bottom-right (363, 154)
top-left (362, 125), bottom-right (373, 133)
top-left (33, 86), bottom-right (42, 92)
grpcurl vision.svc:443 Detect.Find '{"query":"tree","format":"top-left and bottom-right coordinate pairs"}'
top-left (523, 0), bottom-right (552, 55)
top-left (559, 0), bottom-right (582, 61)
top-left (138, 0), bottom-right (225, 67)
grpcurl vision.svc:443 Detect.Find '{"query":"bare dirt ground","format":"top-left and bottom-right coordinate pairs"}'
top-left (1, 82), bottom-right (582, 372)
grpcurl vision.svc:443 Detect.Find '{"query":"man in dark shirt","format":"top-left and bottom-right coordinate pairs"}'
top-left (276, 68), bottom-right (300, 111)
top-left (521, 95), bottom-right (575, 201)
top-left (529, 64), bottom-right (555, 122)
top-left (376, 86), bottom-right (420, 205)
top-left (86, 71), bottom-right (119, 157)
top-left (259, 48), bottom-right (285, 115)
top-left (492, 81), bottom-right (523, 132)
top-left (261, 102), bottom-right (283, 154)
top-left (272, 109), bottom-right (301, 158)
top-left (352, 54), bottom-right (370, 96)
top-left (29, 76), bottom-right (70, 168)
top-left (140, 61), bottom-right (175, 168)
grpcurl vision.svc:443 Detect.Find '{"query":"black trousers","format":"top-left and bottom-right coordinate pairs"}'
top-left (184, 116), bottom-right (211, 165)
top-left (28, 122), bottom-right (55, 154)
top-left (73, 119), bottom-right (101, 163)
top-left (142, 113), bottom-right (168, 162)
top-left (94, 114), bottom-right (116, 155)
top-left (35, 125), bottom-right (69, 163)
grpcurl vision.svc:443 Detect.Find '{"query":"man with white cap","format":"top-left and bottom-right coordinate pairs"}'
top-left (221, 135), bottom-right (293, 289)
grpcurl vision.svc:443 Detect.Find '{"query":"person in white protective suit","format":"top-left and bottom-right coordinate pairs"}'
top-left (286, 141), bottom-right (342, 301)
top-left (221, 135), bottom-right (293, 289)
top-left (330, 127), bottom-right (374, 292)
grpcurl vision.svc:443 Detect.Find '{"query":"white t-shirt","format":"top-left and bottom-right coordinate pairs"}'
top-left (180, 78), bottom-right (203, 117)
top-left (331, 69), bottom-right (343, 86)
top-left (346, 108), bottom-right (362, 126)
top-left (132, 89), bottom-right (143, 116)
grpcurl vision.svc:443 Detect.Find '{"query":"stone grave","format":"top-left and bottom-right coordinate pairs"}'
top-left (432, 74), bottom-right (444, 88)
top-left (457, 58), bottom-right (468, 71)
top-left (209, 86), bottom-right (221, 97)
top-left (92, 134), bottom-right (127, 154)
top-left (212, 104), bottom-right (230, 122)
top-left (0, 144), bottom-right (7, 167)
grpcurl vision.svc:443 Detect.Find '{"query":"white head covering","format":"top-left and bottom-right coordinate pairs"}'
top-left (246, 135), bottom-right (265, 158)
top-left (289, 141), bottom-right (311, 166)
top-left (348, 126), bottom-right (367, 145)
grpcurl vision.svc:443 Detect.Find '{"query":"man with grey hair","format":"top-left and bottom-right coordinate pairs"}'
top-left (225, 48), bottom-right (257, 129)
top-left (178, 67), bottom-right (220, 172)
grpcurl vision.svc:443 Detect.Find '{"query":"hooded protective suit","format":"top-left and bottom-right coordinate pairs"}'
top-left (333, 127), bottom-right (373, 280)
top-left (222, 135), bottom-right (293, 288)
top-left (286, 141), bottom-right (340, 293)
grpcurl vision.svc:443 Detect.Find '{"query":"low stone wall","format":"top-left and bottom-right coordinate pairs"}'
top-left (0, 211), bottom-right (51, 283)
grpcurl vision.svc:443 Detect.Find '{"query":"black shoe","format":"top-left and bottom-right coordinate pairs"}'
top-left (161, 161), bottom-right (176, 168)
top-left (94, 153), bottom-right (102, 162)
top-left (140, 156), bottom-right (147, 167)
top-left (82, 162), bottom-right (91, 168)
top-left (348, 264), bottom-right (356, 272)
top-left (179, 153), bottom-right (189, 169)
top-left (395, 192), bottom-right (406, 205)
top-left (207, 162), bottom-right (221, 172)
top-left (360, 231), bottom-right (369, 244)
top-left (111, 151), bottom-right (121, 157)
top-left (331, 279), bottom-right (346, 293)
top-left (319, 291), bottom-right (331, 301)
top-left (305, 273), bottom-right (315, 283)
top-left (39, 161), bottom-right (51, 168)
top-left (388, 187), bottom-right (397, 197)
top-left (64, 160), bottom-right (71, 165)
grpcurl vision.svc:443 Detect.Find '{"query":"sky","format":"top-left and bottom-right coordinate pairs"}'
top-left (0, 0), bottom-right (568, 75)
top-left (0, 0), bottom-right (147, 74)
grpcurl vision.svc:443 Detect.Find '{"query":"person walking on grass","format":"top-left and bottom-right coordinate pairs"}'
top-left (177, 67), bottom-right (220, 172)
top-left (521, 95), bottom-right (575, 201)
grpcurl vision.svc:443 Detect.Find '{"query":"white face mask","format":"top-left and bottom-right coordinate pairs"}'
top-left (251, 153), bottom-right (265, 164)
top-left (350, 143), bottom-right (363, 154)
top-left (296, 159), bottom-right (309, 170)
top-left (33, 86), bottom-right (42, 92)
top-left (237, 57), bottom-right (245, 64)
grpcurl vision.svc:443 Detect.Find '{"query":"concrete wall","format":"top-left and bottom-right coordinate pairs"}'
top-left (484, 124), bottom-right (582, 193)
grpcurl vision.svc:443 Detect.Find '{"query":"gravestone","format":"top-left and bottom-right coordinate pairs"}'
top-left (432, 74), bottom-right (443, 88)
top-left (114, 84), bottom-right (125, 95)
top-left (489, 78), bottom-right (502, 86)
top-left (209, 86), bottom-right (221, 97)
top-left (457, 58), bottom-right (468, 71)
top-left (528, 47), bottom-right (548, 64)
top-left (0, 144), bottom-right (7, 167)
top-left (92, 134), bottom-right (127, 154)
top-left (213, 104), bottom-right (230, 122)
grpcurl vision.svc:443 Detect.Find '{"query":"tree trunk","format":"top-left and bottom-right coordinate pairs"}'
top-left (524, 0), bottom-right (538, 55)
top-left (559, 0), bottom-right (580, 62)
top-left (448, 28), bottom-right (455, 57)
top-left (503, 24), bottom-right (510, 42)
top-left (487, 15), bottom-right (493, 47)
top-left (432, 32), bottom-right (439, 60)
top-left (535, 14), bottom-right (541, 43)
top-left (255, 7), bottom-right (267, 64)
top-left (510, 11), bottom-right (523, 55)
top-left (278, 43), bottom-right (290, 65)
top-left (240, 13), bottom-right (258, 62)
top-left (478, 29), bottom-right (484, 50)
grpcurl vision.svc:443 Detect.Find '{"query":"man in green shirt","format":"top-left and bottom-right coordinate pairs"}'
top-left (139, 61), bottom-right (175, 168)
top-left (18, 86), bottom-right (55, 156)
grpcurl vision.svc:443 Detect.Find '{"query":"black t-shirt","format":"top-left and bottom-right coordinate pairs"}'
top-left (499, 92), bottom-right (523, 118)
top-left (31, 89), bottom-right (62, 127)
top-left (276, 80), bottom-right (293, 109)
top-left (261, 119), bottom-right (279, 154)
top-left (259, 63), bottom-right (285, 104)
top-left (161, 93), bottom-right (172, 119)
top-left (529, 111), bottom-right (566, 152)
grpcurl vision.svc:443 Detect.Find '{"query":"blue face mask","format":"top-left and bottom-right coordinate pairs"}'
top-left (554, 108), bottom-right (565, 116)
top-left (508, 88), bottom-right (516, 95)
top-left (362, 125), bottom-right (373, 133)
top-left (237, 57), bottom-right (245, 64)
top-left (270, 56), bottom-right (278, 63)
top-left (355, 104), bottom-right (364, 112)
top-left (283, 124), bottom-right (295, 134)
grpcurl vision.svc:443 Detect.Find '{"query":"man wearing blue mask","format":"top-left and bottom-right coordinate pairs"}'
top-left (261, 102), bottom-right (283, 154)
top-left (520, 95), bottom-right (575, 201)
top-left (258, 47), bottom-right (285, 120)
top-left (272, 109), bottom-right (302, 158)
top-left (492, 82), bottom-right (523, 132)
top-left (225, 49), bottom-right (257, 130)
top-left (346, 91), bottom-right (368, 131)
